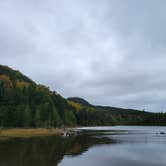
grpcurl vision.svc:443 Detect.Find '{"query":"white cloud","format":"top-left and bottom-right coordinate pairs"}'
top-left (0, 0), bottom-right (166, 112)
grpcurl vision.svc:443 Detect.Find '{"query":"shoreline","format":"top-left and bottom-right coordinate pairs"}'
top-left (0, 128), bottom-right (74, 138)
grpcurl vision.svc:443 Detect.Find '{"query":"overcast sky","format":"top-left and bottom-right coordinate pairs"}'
top-left (0, 0), bottom-right (166, 112)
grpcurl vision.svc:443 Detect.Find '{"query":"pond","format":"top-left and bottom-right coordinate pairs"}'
top-left (0, 126), bottom-right (166, 166)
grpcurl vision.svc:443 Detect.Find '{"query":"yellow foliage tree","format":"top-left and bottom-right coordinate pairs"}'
top-left (16, 81), bottom-right (30, 89)
top-left (0, 75), bottom-right (13, 88)
top-left (68, 101), bottom-right (82, 112)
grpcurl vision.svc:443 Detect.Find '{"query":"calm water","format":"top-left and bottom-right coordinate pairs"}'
top-left (0, 126), bottom-right (166, 166)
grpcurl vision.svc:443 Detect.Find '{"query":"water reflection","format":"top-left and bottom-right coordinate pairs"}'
top-left (59, 143), bottom-right (166, 166)
top-left (59, 126), bottom-right (166, 166)
top-left (0, 134), bottom-right (114, 166)
top-left (0, 126), bottom-right (166, 166)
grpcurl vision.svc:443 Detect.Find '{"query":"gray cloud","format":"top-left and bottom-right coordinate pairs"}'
top-left (0, 0), bottom-right (166, 112)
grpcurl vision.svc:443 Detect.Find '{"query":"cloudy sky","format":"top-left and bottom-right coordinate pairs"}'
top-left (0, 0), bottom-right (166, 112)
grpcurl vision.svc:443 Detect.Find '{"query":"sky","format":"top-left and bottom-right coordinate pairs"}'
top-left (0, 0), bottom-right (166, 112)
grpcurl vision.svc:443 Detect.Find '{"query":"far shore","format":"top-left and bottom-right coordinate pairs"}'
top-left (0, 128), bottom-right (75, 138)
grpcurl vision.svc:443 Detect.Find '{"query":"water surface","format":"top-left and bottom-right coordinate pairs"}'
top-left (0, 126), bottom-right (166, 166)
top-left (59, 126), bottom-right (166, 166)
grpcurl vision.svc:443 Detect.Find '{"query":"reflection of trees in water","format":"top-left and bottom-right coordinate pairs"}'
top-left (0, 135), bottom-right (114, 166)
top-left (66, 135), bottom-right (115, 156)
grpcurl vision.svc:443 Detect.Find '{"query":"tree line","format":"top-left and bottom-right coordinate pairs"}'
top-left (0, 65), bottom-right (166, 128)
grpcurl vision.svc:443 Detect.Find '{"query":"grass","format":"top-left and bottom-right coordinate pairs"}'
top-left (0, 128), bottom-right (67, 138)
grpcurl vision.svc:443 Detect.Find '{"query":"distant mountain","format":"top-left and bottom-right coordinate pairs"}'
top-left (67, 97), bottom-right (91, 106)
top-left (0, 64), bottom-right (166, 127)
top-left (68, 97), bottom-right (142, 114)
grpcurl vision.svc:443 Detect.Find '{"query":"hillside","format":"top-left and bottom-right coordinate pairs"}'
top-left (68, 97), bottom-right (91, 106)
top-left (68, 97), bottom-right (166, 126)
top-left (0, 65), bottom-right (35, 85)
top-left (0, 64), bottom-right (166, 127)
top-left (0, 65), bottom-right (77, 127)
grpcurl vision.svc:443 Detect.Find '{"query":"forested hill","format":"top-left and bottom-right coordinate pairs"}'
top-left (0, 65), bottom-right (166, 128)
top-left (68, 97), bottom-right (166, 125)
top-left (0, 65), bottom-right (35, 85)
top-left (68, 97), bottom-right (91, 106)
top-left (0, 65), bottom-right (77, 127)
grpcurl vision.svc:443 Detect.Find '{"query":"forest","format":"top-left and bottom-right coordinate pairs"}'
top-left (0, 65), bottom-right (166, 128)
